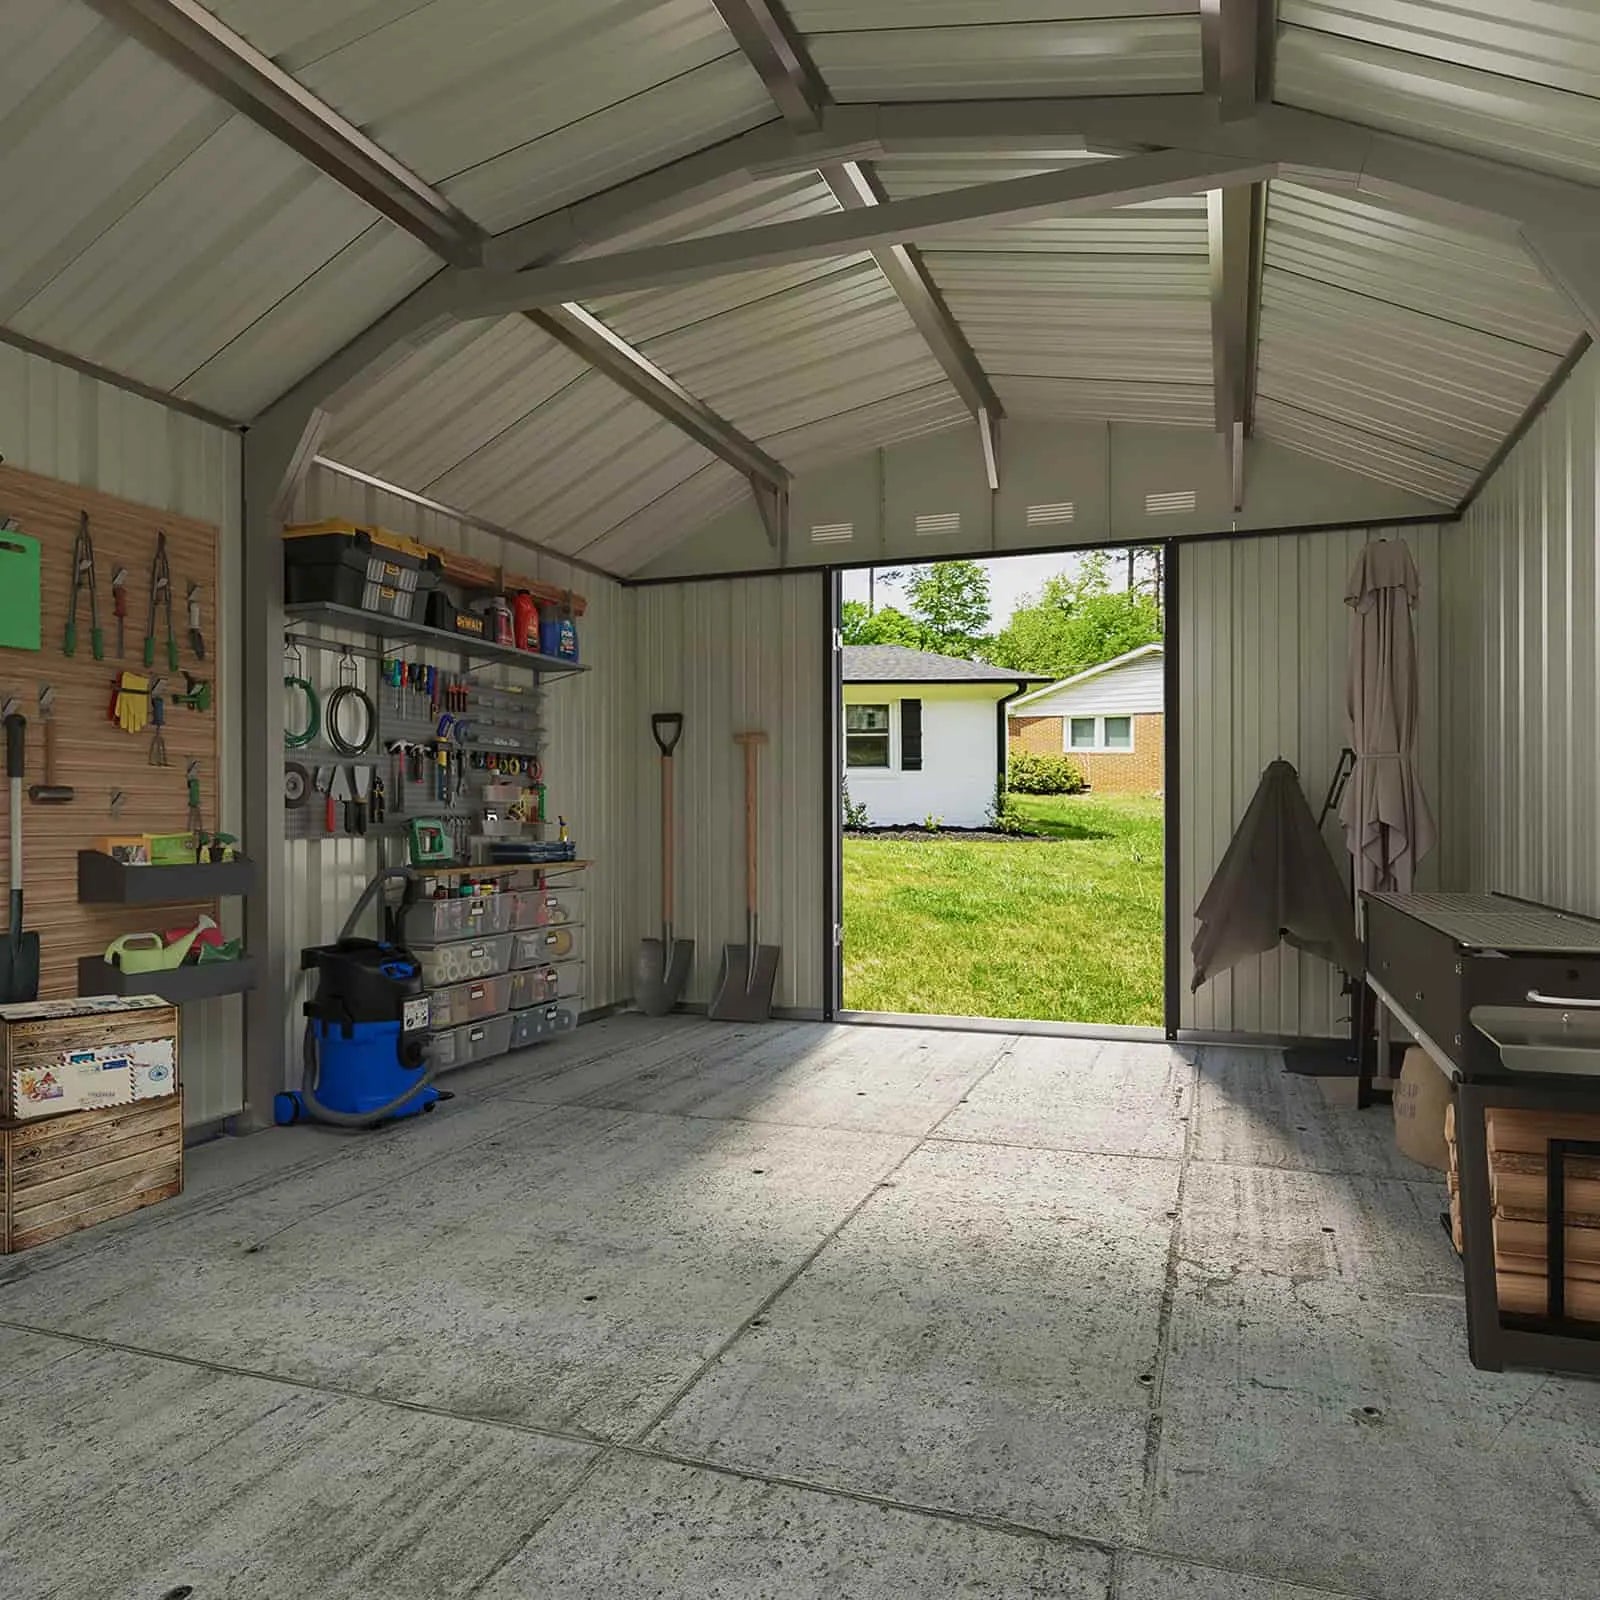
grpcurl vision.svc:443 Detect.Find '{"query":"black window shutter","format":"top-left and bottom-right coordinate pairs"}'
top-left (901, 698), bottom-right (923, 770)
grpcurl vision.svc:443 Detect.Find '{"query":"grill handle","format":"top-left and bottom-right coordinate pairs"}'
top-left (1525, 990), bottom-right (1600, 1009)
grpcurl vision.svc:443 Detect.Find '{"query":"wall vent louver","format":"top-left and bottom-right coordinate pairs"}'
top-left (914, 511), bottom-right (962, 536)
top-left (810, 522), bottom-right (854, 544)
top-left (1145, 490), bottom-right (1197, 516)
top-left (1026, 501), bottom-right (1076, 526)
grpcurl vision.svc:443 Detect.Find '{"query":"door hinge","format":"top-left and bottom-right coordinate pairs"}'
top-left (831, 628), bottom-right (843, 653)
top-left (833, 923), bottom-right (843, 948)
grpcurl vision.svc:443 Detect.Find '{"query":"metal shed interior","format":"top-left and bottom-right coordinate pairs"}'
top-left (4, 1), bottom-right (1600, 1594)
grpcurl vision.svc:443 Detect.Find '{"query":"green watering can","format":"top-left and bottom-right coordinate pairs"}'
top-left (106, 915), bottom-right (216, 973)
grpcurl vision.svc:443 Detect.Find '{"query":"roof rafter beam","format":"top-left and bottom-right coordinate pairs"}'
top-left (708, 0), bottom-right (1006, 471)
top-left (454, 151), bottom-right (1279, 318)
top-left (484, 97), bottom-right (1600, 271)
top-left (92, 0), bottom-right (788, 498)
top-left (82, 0), bottom-right (482, 265)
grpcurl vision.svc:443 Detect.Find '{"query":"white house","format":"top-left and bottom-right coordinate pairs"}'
top-left (1007, 643), bottom-right (1165, 794)
top-left (843, 646), bottom-right (1039, 828)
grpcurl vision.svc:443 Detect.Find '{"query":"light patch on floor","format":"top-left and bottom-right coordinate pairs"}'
top-left (0, 1014), bottom-right (1595, 1600)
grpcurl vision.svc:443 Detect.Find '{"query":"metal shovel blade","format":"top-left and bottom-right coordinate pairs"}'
top-left (636, 933), bottom-right (693, 1017)
top-left (708, 939), bottom-right (780, 1022)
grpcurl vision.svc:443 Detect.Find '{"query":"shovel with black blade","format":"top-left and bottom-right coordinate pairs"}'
top-left (636, 713), bottom-right (693, 1015)
top-left (1, 710), bottom-right (40, 1003)
top-left (709, 731), bottom-right (780, 1022)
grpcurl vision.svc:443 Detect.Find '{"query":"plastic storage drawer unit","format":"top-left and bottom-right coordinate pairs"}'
top-left (429, 1014), bottom-right (514, 1072)
top-left (512, 926), bottom-right (583, 968)
top-left (402, 894), bottom-right (514, 946)
top-left (508, 965), bottom-right (561, 1009)
top-left (428, 974), bottom-right (511, 1030)
top-left (415, 934), bottom-right (514, 988)
top-left (510, 1004), bottom-right (578, 1049)
top-left (511, 887), bottom-right (584, 930)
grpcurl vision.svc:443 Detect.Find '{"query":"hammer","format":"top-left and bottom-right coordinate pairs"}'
top-left (28, 685), bottom-right (74, 804)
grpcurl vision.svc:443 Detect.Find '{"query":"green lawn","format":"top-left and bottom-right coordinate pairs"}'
top-left (842, 793), bottom-right (1165, 1025)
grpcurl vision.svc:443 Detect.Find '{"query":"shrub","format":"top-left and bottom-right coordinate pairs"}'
top-left (987, 783), bottom-right (1028, 836)
top-left (1008, 751), bottom-right (1088, 795)
top-left (842, 781), bottom-right (870, 830)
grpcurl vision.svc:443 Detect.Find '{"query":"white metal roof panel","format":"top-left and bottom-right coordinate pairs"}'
top-left (1266, 182), bottom-right (1584, 355)
top-left (1257, 271), bottom-right (1563, 472)
top-left (581, 461), bottom-right (751, 572)
top-left (205, 0), bottom-right (772, 233)
top-left (0, 0), bottom-right (439, 419)
top-left (1279, 1), bottom-right (1600, 101)
top-left (325, 317), bottom-right (590, 492)
top-left (424, 370), bottom-right (719, 553)
top-left (761, 387), bottom-right (972, 472)
top-left (997, 377), bottom-right (1213, 426)
top-left (805, 16), bottom-right (1203, 101)
top-left (1253, 396), bottom-right (1477, 503)
top-left (1275, 25), bottom-right (1600, 183)
top-left (787, 2), bottom-right (1196, 23)
top-left (923, 251), bottom-right (1210, 298)
top-left (574, 173), bottom-right (838, 256)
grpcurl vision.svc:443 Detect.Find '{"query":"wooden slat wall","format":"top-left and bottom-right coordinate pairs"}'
top-left (0, 462), bottom-right (219, 998)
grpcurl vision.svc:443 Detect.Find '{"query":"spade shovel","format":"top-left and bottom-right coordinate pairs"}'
top-left (636, 713), bottom-right (693, 1015)
top-left (709, 732), bottom-right (780, 1022)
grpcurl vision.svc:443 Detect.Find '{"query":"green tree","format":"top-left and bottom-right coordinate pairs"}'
top-left (988, 552), bottom-right (1162, 679)
top-left (904, 560), bottom-right (991, 657)
top-left (840, 600), bottom-right (926, 648)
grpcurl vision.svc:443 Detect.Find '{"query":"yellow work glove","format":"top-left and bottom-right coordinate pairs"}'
top-left (117, 672), bottom-right (149, 735)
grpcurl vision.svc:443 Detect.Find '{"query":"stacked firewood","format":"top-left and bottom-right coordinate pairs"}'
top-left (1446, 1105), bottom-right (1600, 1321)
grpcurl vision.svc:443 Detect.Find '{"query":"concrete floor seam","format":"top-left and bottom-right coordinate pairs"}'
top-left (1121, 1543), bottom-right (1387, 1600)
top-left (1135, 1053), bottom-right (1201, 1535)
top-left (925, 1131), bottom-right (1186, 1163)
top-left (621, 1036), bottom-right (1020, 1449)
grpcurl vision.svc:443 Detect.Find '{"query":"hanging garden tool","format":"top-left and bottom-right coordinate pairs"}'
top-left (111, 567), bottom-right (128, 658)
top-left (144, 530), bottom-right (177, 670)
top-left (186, 760), bottom-right (203, 840)
top-left (709, 731), bottom-right (780, 1022)
top-left (148, 680), bottom-right (169, 766)
top-left (175, 673), bottom-right (212, 713)
top-left (64, 511), bottom-right (103, 660)
top-left (28, 685), bottom-right (73, 804)
top-left (186, 583), bottom-right (205, 661)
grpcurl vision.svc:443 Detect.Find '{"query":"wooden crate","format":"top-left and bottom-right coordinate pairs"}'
top-left (1, 995), bottom-right (179, 1120)
top-left (2, 1092), bottom-right (183, 1252)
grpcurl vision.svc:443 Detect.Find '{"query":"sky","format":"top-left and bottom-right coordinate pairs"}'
top-left (841, 550), bottom-right (1101, 627)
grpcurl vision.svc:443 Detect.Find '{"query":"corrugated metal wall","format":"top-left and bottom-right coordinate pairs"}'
top-left (0, 342), bottom-right (244, 1125)
top-left (634, 574), bottom-right (828, 1016)
top-left (282, 467), bottom-right (638, 1071)
top-left (1178, 523), bottom-right (1446, 1037)
top-left (1442, 349), bottom-right (1600, 917)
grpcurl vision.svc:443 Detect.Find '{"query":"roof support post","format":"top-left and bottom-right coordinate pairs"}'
top-left (752, 477), bottom-right (790, 554)
top-left (236, 402), bottom-right (327, 1130)
top-left (709, 0), bottom-right (1006, 443)
top-left (979, 408), bottom-right (1001, 493)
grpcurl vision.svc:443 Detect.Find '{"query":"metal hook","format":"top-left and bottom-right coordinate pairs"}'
top-left (339, 646), bottom-right (359, 688)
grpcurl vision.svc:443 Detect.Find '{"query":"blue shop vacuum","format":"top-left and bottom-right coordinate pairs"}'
top-left (275, 869), bottom-right (440, 1128)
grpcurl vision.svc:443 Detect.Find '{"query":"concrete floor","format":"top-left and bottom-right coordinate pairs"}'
top-left (2, 1016), bottom-right (1598, 1600)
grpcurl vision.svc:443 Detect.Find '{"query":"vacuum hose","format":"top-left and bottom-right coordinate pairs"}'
top-left (296, 867), bottom-right (437, 1129)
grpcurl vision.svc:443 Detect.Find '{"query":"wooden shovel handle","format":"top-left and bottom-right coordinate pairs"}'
top-left (735, 732), bottom-right (767, 917)
top-left (660, 751), bottom-right (675, 924)
top-left (43, 718), bottom-right (56, 788)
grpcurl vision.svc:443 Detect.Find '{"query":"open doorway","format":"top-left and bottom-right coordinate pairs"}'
top-left (836, 549), bottom-right (1167, 1027)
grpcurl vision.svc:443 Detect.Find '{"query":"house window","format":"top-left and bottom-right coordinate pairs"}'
top-left (846, 703), bottom-right (892, 768)
top-left (1068, 715), bottom-right (1135, 752)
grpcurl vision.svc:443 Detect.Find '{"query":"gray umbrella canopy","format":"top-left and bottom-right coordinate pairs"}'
top-left (1339, 540), bottom-right (1437, 894)
top-left (1191, 760), bottom-right (1363, 990)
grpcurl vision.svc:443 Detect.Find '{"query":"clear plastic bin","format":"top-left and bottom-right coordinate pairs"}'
top-left (428, 973), bottom-right (512, 1030)
top-left (415, 933), bottom-right (514, 988)
top-left (430, 1014), bottom-right (514, 1071)
top-left (508, 964), bottom-right (560, 1010)
top-left (512, 926), bottom-right (583, 969)
top-left (510, 1004), bottom-right (578, 1049)
top-left (510, 886), bottom-right (584, 930)
top-left (401, 894), bottom-right (514, 946)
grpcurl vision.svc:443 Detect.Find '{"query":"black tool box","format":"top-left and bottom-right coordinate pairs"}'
top-left (284, 521), bottom-right (441, 620)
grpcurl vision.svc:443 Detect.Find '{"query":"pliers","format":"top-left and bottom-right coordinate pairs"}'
top-left (65, 511), bottom-right (102, 659)
top-left (145, 530), bottom-right (177, 670)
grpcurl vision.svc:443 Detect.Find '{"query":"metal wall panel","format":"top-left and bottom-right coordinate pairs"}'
top-left (0, 341), bottom-right (244, 1126)
top-left (283, 467), bottom-right (640, 1069)
top-left (1178, 523), bottom-right (1445, 1037)
top-left (804, 16), bottom-right (1203, 101)
top-left (1276, 24), bottom-right (1600, 183)
top-left (633, 575), bottom-right (827, 1015)
top-left (1441, 348), bottom-right (1600, 918)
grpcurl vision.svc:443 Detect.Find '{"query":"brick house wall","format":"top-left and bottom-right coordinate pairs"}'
top-left (1009, 711), bottom-right (1165, 794)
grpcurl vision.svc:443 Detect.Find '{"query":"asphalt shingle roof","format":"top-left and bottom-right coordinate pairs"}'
top-left (842, 646), bottom-right (1038, 683)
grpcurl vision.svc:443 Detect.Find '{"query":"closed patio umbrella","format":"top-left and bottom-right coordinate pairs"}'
top-left (1339, 539), bottom-right (1436, 894)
